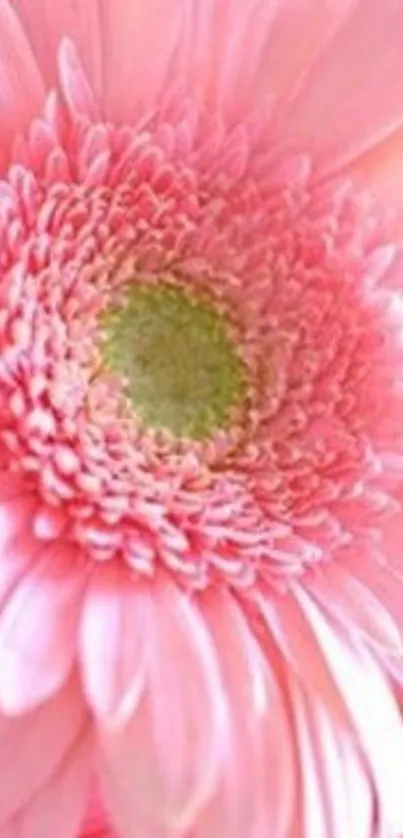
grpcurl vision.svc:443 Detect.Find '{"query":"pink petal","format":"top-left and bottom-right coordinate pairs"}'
top-left (258, 590), bottom-right (339, 701)
top-left (175, 0), bottom-right (279, 118)
top-left (0, 497), bottom-right (39, 605)
top-left (1, 731), bottom-right (91, 838)
top-left (274, 0), bottom-right (403, 177)
top-left (307, 563), bottom-right (403, 658)
top-left (80, 563), bottom-right (148, 724)
top-left (251, 0), bottom-right (354, 123)
top-left (342, 549), bottom-right (403, 673)
top-left (293, 586), bottom-right (403, 836)
top-left (99, 0), bottom-right (184, 123)
top-left (174, 0), bottom-right (356, 125)
top-left (0, 675), bottom-right (88, 825)
top-left (195, 590), bottom-right (295, 838)
top-left (100, 576), bottom-right (227, 832)
top-left (58, 38), bottom-right (100, 120)
top-left (289, 677), bottom-right (373, 838)
top-left (10, 0), bottom-right (102, 99)
top-left (350, 127), bottom-right (403, 203)
top-left (100, 769), bottom-right (167, 838)
top-left (0, 0), bottom-right (44, 169)
top-left (0, 541), bottom-right (85, 713)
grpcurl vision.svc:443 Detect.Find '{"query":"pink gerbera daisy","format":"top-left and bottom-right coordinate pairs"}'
top-left (2, 0), bottom-right (403, 836)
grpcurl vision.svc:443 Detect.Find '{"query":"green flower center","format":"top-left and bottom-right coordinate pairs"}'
top-left (102, 283), bottom-right (246, 440)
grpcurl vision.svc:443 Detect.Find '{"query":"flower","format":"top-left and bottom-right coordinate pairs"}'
top-left (1, 0), bottom-right (403, 836)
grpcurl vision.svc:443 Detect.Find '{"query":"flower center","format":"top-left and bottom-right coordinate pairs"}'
top-left (101, 283), bottom-right (246, 439)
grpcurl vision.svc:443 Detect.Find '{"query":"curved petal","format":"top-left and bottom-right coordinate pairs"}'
top-left (273, 0), bottom-right (403, 178)
top-left (251, 0), bottom-right (354, 121)
top-left (99, 0), bottom-right (184, 123)
top-left (341, 542), bottom-right (403, 674)
top-left (349, 127), bottom-right (403, 203)
top-left (306, 563), bottom-right (403, 658)
top-left (1, 732), bottom-right (91, 838)
top-left (0, 0), bottom-right (44, 169)
top-left (0, 497), bottom-right (39, 605)
top-left (174, 0), bottom-right (278, 118)
top-left (79, 563), bottom-right (148, 724)
top-left (289, 677), bottom-right (373, 838)
top-left (58, 38), bottom-right (100, 120)
top-left (0, 541), bottom-right (85, 713)
top-left (0, 675), bottom-right (88, 825)
top-left (10, 0), bottom-right (102, 99)
top-left (99, 768), bottom-right (167, 838)
top-left (195, 590), bottom-right (295, 838)
top-left (292, 586), bottom-right (403, 836)
top-left (173, 0), bottom-right (355, 125)
top-left (100, 576), bottom-right (227, 832)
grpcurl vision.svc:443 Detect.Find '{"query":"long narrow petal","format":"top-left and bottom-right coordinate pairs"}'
top-left (80, 563), bottom-right (148, 724)
top-left (174, 0), bottom-right (355, 125)
top-left (196, 590), bottom-right (295, 838)
top-left (100, 576), bottom-right (227, 832)
top-left (10, 0), bottom-right (102, 99)
top-left (99, 768), bottom-right (167, 838)
top-left (0, 675), bottom-right (88, 824)
top-left (274, 0), bottom-right (403, 177)
top-left (349, 127), bottom-right (403, 203)
top-left (175, 0), bottom-right (279, 117)
top-left (1, 732), bottom-right (91, 838)
top-left (307, 563), bottom-right (403, 658)
top-left (0, 0), bottom-right (44, 169)
top-left (0, 497), bottom-right (39, 605)
top-left (289, 678), bottom-right (373, 838)
top-left (293, 586), bottom-right (403, 836)
top-left (251, 0), bottom-right (354, 121)
top-left (99, 0), bottom-right (184, 123)
top-left (0, 541), bottom-right (85, 713)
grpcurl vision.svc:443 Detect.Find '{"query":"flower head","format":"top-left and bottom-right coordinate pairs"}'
top-left (1, 1), bottom-right (403, 836)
